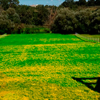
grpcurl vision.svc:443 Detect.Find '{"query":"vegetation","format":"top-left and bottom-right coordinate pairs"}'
top-left (0, 2), bottom-right (55, 34)
top-left (60, 0), bottom-right (100, 8)
top-left (0, 0), bottom-right (100, 35)
top-left (0, 34), bottom-right (100, 99)
top-left (0, 0), bottom-right (100, 99)
top-left (51, 8), bottom-right (100, 34)
top-left (51, 8), bottom-right (77, 34)
top-left (0, 0), bottom-right (19, 10)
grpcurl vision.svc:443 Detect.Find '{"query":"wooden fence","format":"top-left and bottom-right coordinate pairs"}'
top-left (75, 33), bottom-right (100, 43)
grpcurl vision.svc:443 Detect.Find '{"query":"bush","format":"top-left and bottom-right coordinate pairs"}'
top-left (23, 27), bottom-right (50, 34)
top-left (25, 28), bottom-right (31, 34)
top-left (44, 28), bottom-right (50, 33)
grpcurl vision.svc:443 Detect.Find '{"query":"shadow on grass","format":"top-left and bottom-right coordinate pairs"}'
top-left (72, 77), bottom-right (100, 93)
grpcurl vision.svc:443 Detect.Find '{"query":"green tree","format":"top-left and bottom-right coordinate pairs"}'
top-left (75, 9), bottom-right (92, 34)
top-left (0, 7), bottom-right (21, 34)
top-left (0, 0), bottom-right (19, 9)
top-left (0, 13), bottom-right (15, 34)
top-left (65, 0), bottom-right (74, 8)
top-left (90, 9), bottom-right (100, 34)
top-left (51, 8), bottom-right (78, 34)
top-left (36, 5), bottom-right (49, 25)
top-left (79, 0), bottom-right (86, 5)
top-left (0, 0), bottom-right (9, 10)
top-left (6, 7), bottom-right (20, 23)
top-left (88, 0), bottom-right (95, 6)
top-left (8, 0), bottom-right (19, 7)
top-left (15, 5), bottom-right (34, 24)
top-left (95, 0), bottom-right (100, 5)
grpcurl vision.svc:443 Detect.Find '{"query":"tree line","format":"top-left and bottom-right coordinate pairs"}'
top-left (0, 0), bottom-right (100, 34)
top-left (61, 0), bottom-right (100, 8)
top-left (0, 0), bottom-right (57, 34)
top-left (51, 8), bottom-right (100, 34)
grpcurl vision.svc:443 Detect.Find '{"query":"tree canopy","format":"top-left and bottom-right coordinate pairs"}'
top-left (51, 8), bottom-right (100, 34)
top-left (0, 0), bottom-right (100, 35)
top-left (0, 0), bottom-right (19, 9)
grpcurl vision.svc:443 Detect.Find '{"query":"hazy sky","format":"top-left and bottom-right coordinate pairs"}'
top-left (19, 0), bottom-right (65, 6)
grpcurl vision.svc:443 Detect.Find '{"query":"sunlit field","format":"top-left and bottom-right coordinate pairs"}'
top-left (0, 34), bottom-right (100, 100)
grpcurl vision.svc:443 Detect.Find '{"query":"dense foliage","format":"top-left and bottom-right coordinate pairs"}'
top-left (0, 4), bottom-right (53, 34)
top-left (60, 0), bottom-right (100, 8)
top-left (0, 0), bottom-right (100, 34)
top-left (0, 0), bottom-right (19, 10)
top-left (51, 8), bottom-right (100, 34)
top-left (0, 8), bottom-right (17, 34)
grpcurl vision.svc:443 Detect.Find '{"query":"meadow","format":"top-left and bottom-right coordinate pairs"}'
top-left (0, 34), bottom-right (100, 100)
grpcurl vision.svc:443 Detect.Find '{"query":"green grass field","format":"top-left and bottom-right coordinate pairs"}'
top-left (0, 34), bottom-right (100, 100)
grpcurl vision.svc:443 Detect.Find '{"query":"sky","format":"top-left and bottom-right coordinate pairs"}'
top-left (19, 0), bottom-right (65, 6)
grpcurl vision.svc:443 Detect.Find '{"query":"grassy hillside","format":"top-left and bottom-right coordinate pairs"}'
top-left (0, 34), bottom-right (100, 99)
